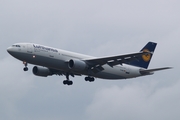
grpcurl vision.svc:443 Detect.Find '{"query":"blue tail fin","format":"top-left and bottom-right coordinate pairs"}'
top-left (128, 42), bottom-right (157, 69)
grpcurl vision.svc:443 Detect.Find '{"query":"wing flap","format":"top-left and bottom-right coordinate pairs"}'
top-left (49, 68), bottom-right (82, 77)
top-left (91, 65), bottom-right (105, 73)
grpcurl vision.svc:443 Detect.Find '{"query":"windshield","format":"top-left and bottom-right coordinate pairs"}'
top-left (12, 45), bottom-right (21, 47)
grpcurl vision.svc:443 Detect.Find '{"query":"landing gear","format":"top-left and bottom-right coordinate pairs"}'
top-left (85, 77), bottom-right (95, 82)
top-left (23, 61), bottom-right (28, 71)
top-left (63, 73), bottom-right (73, 86)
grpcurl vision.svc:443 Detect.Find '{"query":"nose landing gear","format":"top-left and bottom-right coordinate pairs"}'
top-left (23, 61), bottom-right (28, 71)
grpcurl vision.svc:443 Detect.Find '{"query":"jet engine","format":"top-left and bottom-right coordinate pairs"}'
top-left (32, 66), bottom-right (52, 77)
top-left (68, 59), bottom-right (87, 71)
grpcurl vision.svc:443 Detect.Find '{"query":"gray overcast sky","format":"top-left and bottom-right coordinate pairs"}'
top-left (0, 0), bottom-right (180, 120)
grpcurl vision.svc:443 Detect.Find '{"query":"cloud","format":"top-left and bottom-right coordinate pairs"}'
top-left (86, 80), bottom-right (180, 120)
top-left (0, 57), bottom-right (34, 120)
top-left (1, 0), bottom-right (180, 120)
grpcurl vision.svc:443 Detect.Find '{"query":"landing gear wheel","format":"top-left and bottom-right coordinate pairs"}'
top-left (63, 80), bottom-right (73, 85)
top-left (23, 67), bottom-right (28, 71)
top-left (63, 80), bottom-right (68, 85)
top-left (85, 77), bottom-right (89, 81)
top-left (68, 81), bottom-right (73, 85)
top-left (89, 77), bottom-right (95, 82)
top-left (85, 77), bottom-right (95, 82)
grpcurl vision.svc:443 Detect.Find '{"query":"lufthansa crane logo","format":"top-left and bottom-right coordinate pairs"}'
top-left (142, 49), bottom-right (151, 62)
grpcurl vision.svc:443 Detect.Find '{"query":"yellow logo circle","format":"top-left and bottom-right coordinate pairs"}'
top-left (142, 49), bottom-right (151, 62)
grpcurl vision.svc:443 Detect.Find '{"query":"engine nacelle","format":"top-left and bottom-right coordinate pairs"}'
top-left (32, 66), bottom-right (52, 77)
top-left (68, 59), bottom-right (87, 71)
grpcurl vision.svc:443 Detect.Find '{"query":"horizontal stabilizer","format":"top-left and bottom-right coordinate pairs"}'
top-left (140, 67), bottom-right (172, 75)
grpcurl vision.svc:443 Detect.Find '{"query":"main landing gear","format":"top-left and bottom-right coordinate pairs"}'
top-left (23, 61), bottom-right (28, 71)
top-left (85, 77), bottom-right (95, 82)
top-left (63, 73), bottom-right (73, 85)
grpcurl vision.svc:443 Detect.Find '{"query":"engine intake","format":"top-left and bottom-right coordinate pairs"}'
top-left (33, 66), bottom-right (52, 77)
top-left (68, 59), bottom-right (87, 71)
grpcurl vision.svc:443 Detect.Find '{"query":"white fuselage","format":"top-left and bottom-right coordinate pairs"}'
top-left (7, 43), bottom-right (144, 79)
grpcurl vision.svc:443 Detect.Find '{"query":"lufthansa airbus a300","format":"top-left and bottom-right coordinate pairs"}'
top-left (7, 42), bottom-right (171, 85)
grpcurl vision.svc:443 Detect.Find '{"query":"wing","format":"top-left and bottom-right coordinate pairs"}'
top-left (83, 51), bottom-right (150, 73)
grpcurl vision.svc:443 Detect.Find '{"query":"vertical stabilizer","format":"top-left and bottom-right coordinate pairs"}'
top-left (128, 42), bottom-right (157, 69)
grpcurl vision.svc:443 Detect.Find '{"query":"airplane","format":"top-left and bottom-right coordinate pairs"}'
top-left (7, 42), bottom-right (171, 85)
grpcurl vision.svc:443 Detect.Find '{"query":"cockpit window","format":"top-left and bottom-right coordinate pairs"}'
top-left (12, 45), bottom-right (21, 47)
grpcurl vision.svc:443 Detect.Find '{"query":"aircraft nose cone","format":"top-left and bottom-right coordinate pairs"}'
top-left (7, 47), bottom-right (12, 54)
